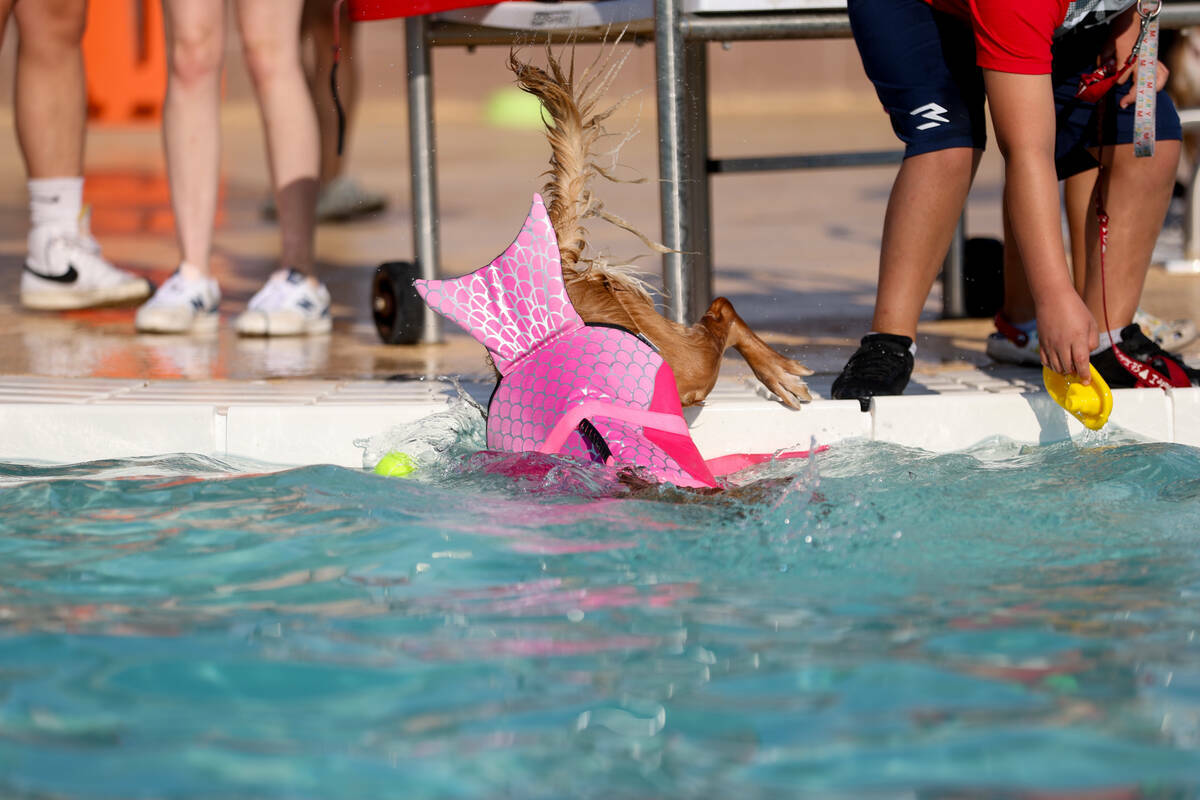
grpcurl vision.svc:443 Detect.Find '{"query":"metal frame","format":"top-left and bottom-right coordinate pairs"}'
top-left (406, 2), bottom-right (1200, 339)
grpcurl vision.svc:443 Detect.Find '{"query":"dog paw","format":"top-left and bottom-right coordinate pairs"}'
top-left (758, 360), bottom-right (813, 409)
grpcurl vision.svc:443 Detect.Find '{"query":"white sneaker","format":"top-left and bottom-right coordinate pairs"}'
top-left (986, 314), bottom-right (1042, 366)
top-left (1134, 308), bottom-right (1198, 353)
top-left (20, 223), bottom-right (152, 310)
top-left (135, 269), bottom-right (221, 334)
top-left (235, 269), bottom-right (332, 336)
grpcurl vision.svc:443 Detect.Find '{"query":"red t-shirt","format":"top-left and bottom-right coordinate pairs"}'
top-left (926, 0), bottom-right (1072, 75)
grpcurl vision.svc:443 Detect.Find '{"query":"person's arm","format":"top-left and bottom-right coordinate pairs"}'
top-left (984, 69), bottom-right (1098, 381)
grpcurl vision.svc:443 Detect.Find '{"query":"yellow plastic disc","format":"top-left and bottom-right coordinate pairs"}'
top-left (1042, 364), bottom-right (1113, 431)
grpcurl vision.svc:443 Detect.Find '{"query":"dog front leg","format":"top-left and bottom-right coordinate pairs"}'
top-left (700, 297), bottom-right (814, 409)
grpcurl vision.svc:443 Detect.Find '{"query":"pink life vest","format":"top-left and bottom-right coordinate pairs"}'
top-left (415, 195), bottom-right (722, 488)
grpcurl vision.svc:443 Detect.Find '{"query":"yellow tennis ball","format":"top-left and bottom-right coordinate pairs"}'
top-left (374, 451), bottom-right (416, 478)
top-left (484, 87), bottom-right (545, 130)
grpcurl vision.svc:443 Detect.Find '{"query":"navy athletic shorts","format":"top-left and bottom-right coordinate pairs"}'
top-left (848, 0), bottom-right (1181, 178)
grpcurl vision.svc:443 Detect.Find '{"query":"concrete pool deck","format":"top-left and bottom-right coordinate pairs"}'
top-left (0, 36), bottom-right (1198, 467)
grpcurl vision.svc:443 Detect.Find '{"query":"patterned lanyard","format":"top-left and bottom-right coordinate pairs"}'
top-left (1132, 0), bottom-right (1161, 157)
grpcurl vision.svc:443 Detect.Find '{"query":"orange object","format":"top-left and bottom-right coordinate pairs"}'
top-left (83, 0), bottom-right (167, 123)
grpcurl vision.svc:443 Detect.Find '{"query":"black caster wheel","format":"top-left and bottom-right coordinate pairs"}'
top-left (371, 260), bottom-right (425, 345)
top-left (963, 236), bottom-right (1005, 319)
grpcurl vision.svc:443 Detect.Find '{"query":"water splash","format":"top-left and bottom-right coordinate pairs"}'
top-left (356, 388), bottom-right (487, 475)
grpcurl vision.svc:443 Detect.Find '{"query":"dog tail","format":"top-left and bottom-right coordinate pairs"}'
top-left (509, 45), bottom-right (630, 272)
top-left (414, 194), bottom-right (584, 375)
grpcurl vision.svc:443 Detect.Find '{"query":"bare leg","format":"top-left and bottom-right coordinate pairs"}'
top-left (10, 0), bottom-right (152, 311)
top-left (870, 147), bottom-right (982, 340)
top-left (12, 0), bottom-right (86, 178)
top-left (1064, 168), bottom-right (1097, 297)
top-left (303, 0), bottom-right (357, 185)
top-left (0, 3), bottom-right (12, 46)
top-left (237, 0), bottom-right (320, 274)
top-left (162, 0), bottom-right (226, 275)
top-left (1079, 140), bottom-right (1180, 330)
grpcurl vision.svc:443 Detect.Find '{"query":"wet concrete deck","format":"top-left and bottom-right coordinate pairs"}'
top-left (0, 40), bottom-right (1197, 390)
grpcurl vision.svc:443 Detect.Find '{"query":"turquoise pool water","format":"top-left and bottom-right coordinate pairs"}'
top-left (2, 436), bottom-right (1199, 798)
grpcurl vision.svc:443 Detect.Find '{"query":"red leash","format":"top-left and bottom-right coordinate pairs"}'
top-left (1094, 193), bottom-right (1189, 388)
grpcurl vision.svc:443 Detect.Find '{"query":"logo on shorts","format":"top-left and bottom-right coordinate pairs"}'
top-left (911, 102), bottom-right (950, 131)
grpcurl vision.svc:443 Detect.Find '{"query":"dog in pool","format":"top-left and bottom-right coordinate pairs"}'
top-left (413, 47), bottom-right (813, 488)
top-left (505, 47), bottom-right (813, 410)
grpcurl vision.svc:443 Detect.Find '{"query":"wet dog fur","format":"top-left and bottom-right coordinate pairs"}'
top-left (507, 46), bottom-right (813, 409)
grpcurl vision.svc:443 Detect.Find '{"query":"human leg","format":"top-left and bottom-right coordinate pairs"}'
top-left (160, 0), bottom-right (224, 276)
top-left (984, 198), bottom-right (1044, 366)
top-left (1052, 23), bottom-right (1191, 385)
top-left (12, 0), bottom-right (86, 178)
top-left (135, 0), bottom-right (225, 332)
top-left (833, 0), bottom-right (986, 406)
top-left (235, 0), bottom-right (330, 336)
top-left (1064, 169), bottom-right (1094, 297)
top-left (1082, 139), bottom-right (1180, 329)
top-left (0, 2), bottom-right (13, 43)
top-left (299, 0), bottom-right (385, 221)
top-left (14, 0), bottom-right (151, 309)
top-left (870, 147), bottom-right (981, 340)
top-left (304, 0), bottom-right (352, 186)
top-left (1063, 164), bottom-right (1195, 352)
top-left (237, 0), bottom-right (319, 273)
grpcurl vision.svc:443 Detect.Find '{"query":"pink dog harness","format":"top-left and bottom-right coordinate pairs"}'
top-left (415, 195), bottom-right (720, 488)
top-left (416, 195), bottom-right (819, 488)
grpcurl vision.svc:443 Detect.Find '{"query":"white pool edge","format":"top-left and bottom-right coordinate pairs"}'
top-left (1, 375), bottom-right (1198, 468)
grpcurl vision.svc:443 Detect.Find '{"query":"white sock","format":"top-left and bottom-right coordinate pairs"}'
top-left (28, 177), bottom-right (83, 232)
top-left (1092, 327), bottom-right (1125, 355)
top-left (868, 331), bottom-right (917, 356)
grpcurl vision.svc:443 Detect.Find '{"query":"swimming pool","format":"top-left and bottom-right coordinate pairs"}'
top-left (2, 433), bottom-right (1199, 798)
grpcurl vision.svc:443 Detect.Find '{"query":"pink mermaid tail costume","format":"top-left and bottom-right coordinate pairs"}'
top-left (414, 194), bottom-right (722, 488)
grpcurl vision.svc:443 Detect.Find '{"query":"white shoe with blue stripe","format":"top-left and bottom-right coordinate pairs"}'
top-left (134, 268), bottom-right (221, 334)
top-left (235, 269), bottom-right (332, 337)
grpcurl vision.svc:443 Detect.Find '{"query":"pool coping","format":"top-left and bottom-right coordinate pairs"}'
top-left (2, 372), bottom-right (1198, 469)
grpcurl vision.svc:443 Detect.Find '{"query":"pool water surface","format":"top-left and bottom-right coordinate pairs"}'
top-left (1, 434), bottom-right (1199, 798)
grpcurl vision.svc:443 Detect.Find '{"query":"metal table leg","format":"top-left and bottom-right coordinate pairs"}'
top-left (406, 14), bottom-right (443, 343)
top-left (683, 39), bottom-right (713, 318)
top-left (655, 0), bottom-right (710, 324)
top-left (942, 213), bottom-right (967, 318)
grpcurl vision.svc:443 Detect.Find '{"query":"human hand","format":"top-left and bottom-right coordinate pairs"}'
top-left (1036, 293), bottom-right (1099, 384)
top-left (1102, 6), bottom-right (1169, 108)
top-left (1118, 59), bottom-right (1169, 108)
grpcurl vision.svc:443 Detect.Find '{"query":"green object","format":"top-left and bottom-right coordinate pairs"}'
top-left (374, 451), bottom-right (416, 478)
top-left (484, 87), bottom-right (545, 130)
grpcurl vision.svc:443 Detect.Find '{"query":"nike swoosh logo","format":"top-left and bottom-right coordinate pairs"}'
top-left (24, 262), bottom-right (79, 283)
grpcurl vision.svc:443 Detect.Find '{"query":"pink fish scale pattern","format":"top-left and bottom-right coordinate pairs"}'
top-left (495, 326), bottom-right (697, 486)
top-left (414, 194), bottom-right (582, 376)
